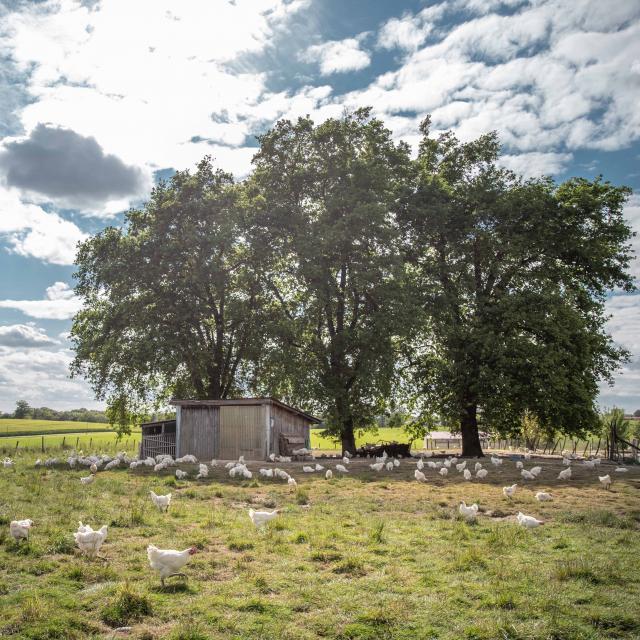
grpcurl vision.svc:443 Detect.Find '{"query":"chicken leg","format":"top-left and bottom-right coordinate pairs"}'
top-left (161, 573), bottom-right (187, 587)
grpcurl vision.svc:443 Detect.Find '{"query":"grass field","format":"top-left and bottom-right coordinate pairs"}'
top-left (1, 451), bottom-right (639, 639)
top-left (0, 419), bottom-right (118, 437)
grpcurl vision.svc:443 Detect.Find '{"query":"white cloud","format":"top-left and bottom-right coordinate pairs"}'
top-left (0, 324), bottom-right (55, 347)
top-left (0, 0), bottom-right (309, 190)
top-left (0, 345), bottom-right (101, 411)
top-left (0, 188), bottom-right (87, 264)
top-left (500, 151), bottom-right (573, 176)
top-left (0, 282), bottom-right (82, 320)
top-left (302, 36), bottom-right (371, 75)
top-left (344, 0), bottom-right (640, 158)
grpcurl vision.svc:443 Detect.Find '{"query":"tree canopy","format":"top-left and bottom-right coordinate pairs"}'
top-left (71, 110), bottom-right (635, 451)
top-left (398, 119), bottom-right (634, 455)
top-left (71, 158), bottom-right (272, 431)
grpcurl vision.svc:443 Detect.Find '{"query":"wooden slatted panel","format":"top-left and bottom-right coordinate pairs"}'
top-left (219, 405), bottom-right (265, 460)
top-left (179, 406), bottom-right (218, 460)
top-left (271, 405), bottom-right (310, 455)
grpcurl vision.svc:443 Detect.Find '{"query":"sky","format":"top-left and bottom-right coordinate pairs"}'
top-left (0, 0), bottom-right (638, 413)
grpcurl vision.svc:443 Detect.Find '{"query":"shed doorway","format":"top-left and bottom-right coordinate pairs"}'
top-left (219, 404), bottom-right (265, 460)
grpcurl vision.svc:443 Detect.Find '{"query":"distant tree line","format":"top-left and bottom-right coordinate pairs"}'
top-left (71, 108), bottom-right (636, 456)
top-left (5, 400), bottom-right (109, 423)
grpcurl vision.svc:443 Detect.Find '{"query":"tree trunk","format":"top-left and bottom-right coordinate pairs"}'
top-left (460, 404), bottom-right (484, 457)
top-left (340, 415), bottom-right (357, 456)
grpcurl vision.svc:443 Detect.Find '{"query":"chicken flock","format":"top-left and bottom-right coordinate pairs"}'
top-left (3, 445), bottom-right (635, 588)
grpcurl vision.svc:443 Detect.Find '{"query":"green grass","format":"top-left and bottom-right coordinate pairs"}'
top-left (309, 427), bottom-right (410, 450)
top-left (0, 418), bottom-right (119, 436)
top-left (0, 451), bottom-right (639, 638)
top-left (0, 431), bottom-right (141, 454)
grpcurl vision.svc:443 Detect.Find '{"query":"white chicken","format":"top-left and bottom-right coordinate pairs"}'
top-left (342, 457), bottom-right (350, 465)
top-left (521, 469), bottom-right (535, 480)
top-left (175, 455), bottom-right (198, 464)
top-left (325, 469), bottom-right (333, 479)
top-left (74, 522), bottom-right (108, 557)
top-left (287, 476), bottom-right (297, 487)
top-left (147, 544), bottom-right (198, 587)
top-left (248, 508), bottom-right (279, 528)
top-left (516, 512), bottom-right (543, 529)
top-left (385, 461), bottom-right (394, 471)
top-left (535, 492), bottom-right (552, 502)
top-left (490, 456), bottom-right (503, 466)
top-left (315, 463), bottom-right (324, 471)
top-left (269, 453), bottom-right (276, 462)
top-left (599, 474), bottom-right (612, 489)
top-left (515, 461), bottom-right (524, 470)
top-left (530, 466), bottom-right (542, 477)
top-left (259, 468), bottom-right (274, 478)
top-left (150, 491), bottom-right (172, 512)
top-left (583, 460), bottom-right (596, 469)
top-left (336, 464), bottom-right (349, 473)
top-left (562, 457), bottom-right (571, 466)
top-left (459, 501), bottom-right (478, 520)
top-left (196, 464), bottom-right (209, 479)
top-left (503, 483), bottom-right (517, 498)
top-left (369, 462), bottom-right (384, 472)
top-left (615, 467), bottom-right (628, 473)
top-left (476, 468), bottom-right (488, 479)
top-left (424, 451), bottom-right (433, 458)
top-left (34, 459), bottom-right (42, 467)
top-left (455, 462), bottom-right (466, 472)
top-left (10, 519), bottom-right (33, 542)
top-left (427, 461), bottom-right (438, 469)
top-left (393, 458), bottom-right (400, 468)
top-left (463, 469), bottom-right (472, 481)
top-left (414, 470), bottom-right (426, 482)
top-left (417, 459), bottom-right (424, 471)
top-left (439, 467), bottom-right (448, 477)
top-left (303, 466), bottom-right (315, 473)
top-left (558, 467), bottom-right (572, 481)
top-left (3, 457), bottom-right (14, 468)
top-left (89, 463), bottom-right (98, 474)
top-left (175, 469), bottom-right (188, 480)
top-left (80, 474), bottom-right (95, 485)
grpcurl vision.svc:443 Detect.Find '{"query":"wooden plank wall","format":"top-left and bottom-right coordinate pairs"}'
top-left (179, 406), bottom-right (219, 460)
top-left (271, 405), bottom-right (310, 455)
top-left (219, 405), bottom-right (265, 460)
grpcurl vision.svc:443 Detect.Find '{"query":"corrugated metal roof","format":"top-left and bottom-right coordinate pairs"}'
top-left (169, 397), bottom-right (321, 424)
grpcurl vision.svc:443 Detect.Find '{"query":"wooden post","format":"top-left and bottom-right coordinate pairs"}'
top-left (41, 436), bottom-right (44, 452)
top-left (594, 438), bottom-right (601, 457)
top-left (62, 436), bottom-right (66, 448)
top-left (76, 436), bottom-right (79, 449)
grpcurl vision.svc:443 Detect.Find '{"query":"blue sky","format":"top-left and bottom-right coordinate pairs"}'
top-left (0, 0), bottom-right (638, 412)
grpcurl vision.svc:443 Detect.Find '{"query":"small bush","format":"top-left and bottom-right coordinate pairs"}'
top-left (228, 539), bottom-right (254, 552)
top-left (369, 521), bottom-right (385, 544)
top-left (333, 557), bottom-right (366, 576)
top-left (295, 488), bottom-right (309, 505)
top-left (292, 532), bottom-right (308, 544)
top-left (101, 585), bottom-right (152, 628)
top-left (46, 534), bottom-right (75, 555)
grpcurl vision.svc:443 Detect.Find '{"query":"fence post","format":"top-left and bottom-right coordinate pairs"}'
top-left (76, 437), bottom-right (79, 449)
top-left (41, 436), bottom-right (44, 453)
top-left (15, 440), bottom-right (19, 451)
top-left (89, 437), bottom-right (93, 449)
top-left (62, 436), bottom-right (66, 448)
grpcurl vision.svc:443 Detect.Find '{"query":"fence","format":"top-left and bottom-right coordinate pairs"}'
top-left (0, 433), bottom-right (141, 454)
top-left (140, 433), bottom-right (176, 459)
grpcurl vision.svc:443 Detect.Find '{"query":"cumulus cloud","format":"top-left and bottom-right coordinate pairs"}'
top-left (0, 323), bottom-right (55, 347)
top-left (500, 151), bottom-right (573, 176)
top-left (1, 0), bottom-right (309, 180)
top-left (0, 188), bottom-right (86, 264)
top-left (302, 36), bottom-right (371, 75)
top-left (0, 282), bottom-right (82, 320)
top-left (0, 345), bottom-right (100, 411)
top-left (346, 0), bottom-right (640, 159)
top-left (0, 124), bottom-right (149, 212)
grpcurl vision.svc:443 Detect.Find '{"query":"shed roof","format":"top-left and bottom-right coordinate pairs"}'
top-left (170, 397), bottom-right (321, 424)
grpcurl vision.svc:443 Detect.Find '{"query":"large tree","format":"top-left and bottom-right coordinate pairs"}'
top-left (252, 109), bottom-right (415, 453)
top-left (400, 119), bottom-right (635, 456)
top-left (71, 158), bottom-right (271, 432)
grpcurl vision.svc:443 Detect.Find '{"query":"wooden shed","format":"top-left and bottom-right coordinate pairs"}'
top-left (140, 398), bottom-right (320, 461)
